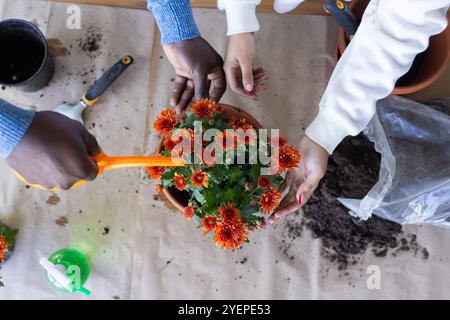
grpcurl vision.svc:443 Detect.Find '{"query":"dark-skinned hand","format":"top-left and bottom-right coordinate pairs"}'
top-left (163, 37), bottom-right (226, 114)
top-left (6, 111), bottom-right (101, 190)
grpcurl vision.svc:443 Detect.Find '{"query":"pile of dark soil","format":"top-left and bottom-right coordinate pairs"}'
top-left (78, 25), bottom-right (103, 58)
top-left (284, 134), bottom-right (428, 270)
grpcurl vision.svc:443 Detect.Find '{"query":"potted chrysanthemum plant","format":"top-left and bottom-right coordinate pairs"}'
top-left (0, 222), bottom-right (18, 287)
top-left (148, 99), bottom-right (300, 249)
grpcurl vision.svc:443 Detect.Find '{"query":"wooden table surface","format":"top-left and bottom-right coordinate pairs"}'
top-left (50, 0), bottom-right (328, 15)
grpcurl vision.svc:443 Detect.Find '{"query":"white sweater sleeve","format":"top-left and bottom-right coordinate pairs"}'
top-left (306, 0), bottom-right (450, 154)
top-left (217, 0), bottom-right (261, 35)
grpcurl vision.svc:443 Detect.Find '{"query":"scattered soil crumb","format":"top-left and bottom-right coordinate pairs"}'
top-left (422, 248), bottom-right (430, 260)
top-left (102, 227), bottom-right (110, 235)
top-left (280, 134), bottom-right (429, 271)
top-left (77, 25), bottom-right (104, 58)
top-left (47, 195), bottom-right (60, 206)
top-left (55, 216), bottom-right (68, 227)
top-left (112, 296), bottom-right (120, 300)
top-left (240, 257), bottom-right (248, 264)
top-left (285, 218), bottom-right (302, 240)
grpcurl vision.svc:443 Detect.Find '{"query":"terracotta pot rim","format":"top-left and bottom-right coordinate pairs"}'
top-left (157, 103), bottom-right (263, 212)
top-left (336, 0), bottom-right (450, 95)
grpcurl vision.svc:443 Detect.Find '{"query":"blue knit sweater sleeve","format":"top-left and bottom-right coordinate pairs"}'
top-left (0, 98), bottom-right (35, 159)
top-left (147, 0), bottom-right (201, 44)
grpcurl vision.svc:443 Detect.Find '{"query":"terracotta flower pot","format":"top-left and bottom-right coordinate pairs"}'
top-left (156, 104), bottom-right (262, 212)
top-left (336, 0), bottom-right (450, 95)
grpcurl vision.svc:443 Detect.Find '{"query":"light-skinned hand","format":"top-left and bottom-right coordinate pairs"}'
top-left (224, 33), bottom-right (268, 100)
top-left (269, 136), bottom-right (329, 223)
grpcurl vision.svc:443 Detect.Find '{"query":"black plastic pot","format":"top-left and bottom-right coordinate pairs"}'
top-left (0, 19), bottom-right (54, 92)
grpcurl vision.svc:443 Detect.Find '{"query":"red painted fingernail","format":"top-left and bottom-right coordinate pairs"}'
top-left (298, 195), bottom-right (302, 206)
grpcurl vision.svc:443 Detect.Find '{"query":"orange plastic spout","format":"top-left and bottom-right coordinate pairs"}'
top-left (94, 152), bottom-right (184, 172)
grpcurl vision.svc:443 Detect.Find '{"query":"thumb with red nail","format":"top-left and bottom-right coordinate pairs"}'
top-left (269, 136), bottom-right (329, 224)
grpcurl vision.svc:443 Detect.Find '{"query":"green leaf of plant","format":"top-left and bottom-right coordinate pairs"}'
top-left (183, 112), bottom-right (197, 128)
top-left (240, 205), bottom-right (260, 218)
top-left (192, 189), bottom-right (205, 205)
top-left (249, 164), bottom-right (262, 186)
top-left (161, 170), bottom-right (175, 188)
top-left (227, 166), bottom-right (245, 184)
top-left (5, 229), bottom-right (18, 245)
top-left (161, 150), bottom-right (170, 157)
top-left (225, 189), bottom-right (241, 203)
top-left (0, 223), bottom-right (18, 246)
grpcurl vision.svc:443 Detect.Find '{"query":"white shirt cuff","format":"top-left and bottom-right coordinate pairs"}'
top-left (305, 108), bottom-right (355, 155)
top-left (223, 3), bottom-right (260, 35)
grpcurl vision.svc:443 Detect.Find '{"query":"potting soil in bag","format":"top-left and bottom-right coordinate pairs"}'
top-left (339, 95), bottom-right (450, 227)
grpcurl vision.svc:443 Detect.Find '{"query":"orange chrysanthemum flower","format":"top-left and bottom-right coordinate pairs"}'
top-left (259, 188), bottom-right (282, 213)
top-left (192, 99), bottom-right (216, 119)
top-left (213, 219), bottom-right (248, 250)
top-left (279, 136), bottom-right (288, 147)
top-left (163, 134), bottom-right (177, 152)
top-left (164, 134), bottom-right (182, 152)
top-left (218, 202), bottom-right (240, 221)
top-left (191, 169), bottom-right (209, 188)
top-left (232, 118), bottom-right (253, 130)
top-left (258, 176), bottom-right (272, 189)
top-left (173, 173), bottom-right (187, 191)
top-left (147, 166), bottom-right (165, 179)
top-left (153, 109), bottom-right (178, 135)
top-left (201, 215), bottom-right (219, 235)
top-left (279, 145), bottom-right (301, 171)
top-left (183, 204), bottom-right (196, 220)
top-left (0, 235), bottom-right (9, 263)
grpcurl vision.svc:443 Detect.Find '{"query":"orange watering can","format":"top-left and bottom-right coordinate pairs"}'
top-left (14, 151), bottom-right (184, 191)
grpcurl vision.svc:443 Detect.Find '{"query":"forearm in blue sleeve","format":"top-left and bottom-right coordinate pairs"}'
top-left (147, 0), bottom-right (201, 44)
top-left (0, 98), bottom-right (35, 159)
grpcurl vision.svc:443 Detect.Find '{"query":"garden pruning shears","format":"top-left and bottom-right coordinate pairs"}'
top-left (13, 151), bottom-right (184, 191)
top-left (324, 0), bottom-right (358, 41)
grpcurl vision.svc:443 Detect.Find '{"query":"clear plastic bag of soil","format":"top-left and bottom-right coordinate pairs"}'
top-left (339, 95), bottom-right (450, 227)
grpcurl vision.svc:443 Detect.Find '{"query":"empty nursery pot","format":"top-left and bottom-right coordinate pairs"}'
top-left (156, 104), bottom-right (263, 212)
top-left (0, 19), bottom-right (54, 92)
top-left (336, 0), bottom-right (450, 95)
